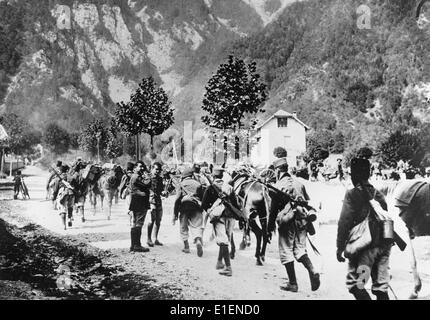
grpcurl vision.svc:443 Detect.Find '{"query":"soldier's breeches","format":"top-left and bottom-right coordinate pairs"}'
top-left (213, 217), bottom-right (235, 246)
top-left (150, 206), bottom-right (163, 225)
top-left (278, 224), bottom-right (307, 265)
top-left (132, 210), bottom-right (148, 228)
top-left (179, 211), bottom-right (203, 242)
top-left (346, 244), bottom-right (391, 293)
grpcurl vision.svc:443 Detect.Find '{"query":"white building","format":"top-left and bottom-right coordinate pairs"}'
top-left (251, 110), bottom-right (310, 167)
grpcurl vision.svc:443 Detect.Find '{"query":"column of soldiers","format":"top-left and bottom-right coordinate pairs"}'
top-left (46, 152), bottom-right (395, 299)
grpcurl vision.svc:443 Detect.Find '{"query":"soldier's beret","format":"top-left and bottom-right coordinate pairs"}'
top-left (273, 157), bottom-right (288, 169)
top-left (56, 160), bottom-right (63, 167)
top-left (182, 167), bottom-right (194, 178)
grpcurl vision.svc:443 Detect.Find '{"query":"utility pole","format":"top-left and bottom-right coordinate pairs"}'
top-left (96, 132), bottom-right (101, 164)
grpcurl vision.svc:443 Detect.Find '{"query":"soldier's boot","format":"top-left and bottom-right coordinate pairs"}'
top-left (219, 245), bottom-right (232, 276)
top-left (136, 227), bottom-right (149, 252)
top-left (182, 240), bottom-right (191, 254)
top-left (350, 287), bottom-right (372, 300)
top-left (130, 227), bottom-right (149, 253)
top-left (130, 227), bottom-right (137, 251)
top-left (219, 266), bottom-right (232, 277)
top-left (216, 247), bottom-right (225, 270)
top-left (216, 260), bottom-right (225, 270)
top-left (280, 262), bottom-right (298, 292)
top-left (195, 237), bottom-right (203, 257)
top-left (373, 291), bottom-right (389, 300)
top-left (298, 254), bottom-right (320, 291)
top-left (147, 223), bottom-right (155, 247)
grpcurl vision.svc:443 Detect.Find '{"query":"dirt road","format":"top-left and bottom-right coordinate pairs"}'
top-left (1, 166), bottom-right (430, 300)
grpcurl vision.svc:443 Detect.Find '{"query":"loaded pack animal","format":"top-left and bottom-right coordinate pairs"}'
top-left (228, 169), bottom-right (283, 266)
top-left (68, 161), bottom-right (90, 223)
top-left (380, 179), bottom-right (430, 299)
top-left (88, 164), bottom-right (124, 220)
top-left (85, 164), bottom-right (103, 212)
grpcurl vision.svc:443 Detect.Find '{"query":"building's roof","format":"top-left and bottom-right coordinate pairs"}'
top-left (256, 110), bottom-right (310, 130)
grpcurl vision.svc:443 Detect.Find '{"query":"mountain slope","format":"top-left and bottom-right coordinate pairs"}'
top-left (230, 0), bottom-right (430, 152)
top-left (0, 0), bottom-right (297, 132)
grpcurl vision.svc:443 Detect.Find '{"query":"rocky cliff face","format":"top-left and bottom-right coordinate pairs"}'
top-left (0, 0), bottom-right (298, 131)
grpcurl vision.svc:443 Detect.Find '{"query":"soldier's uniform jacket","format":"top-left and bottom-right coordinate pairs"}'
top-left (274, 172), bottom-right (310, 201)
top-left (129, 172), bottom-right (151, 212)
top-left (201, 178), bottom-right (240, 219)
top-left (57, 173), bottom-right (73, 194)
top-left (337, 182), bottom-right (387, 252)
top-left (53, 172), bottom-right (74, 205)
top-left (273, 172), bottom-right (312, 230)
top-left (150, 174), bottom-right (164, 207)
top-left (173, 177), bottom-right (204, 219)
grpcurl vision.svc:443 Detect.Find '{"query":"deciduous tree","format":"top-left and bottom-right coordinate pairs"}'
top-left (115, 77), bottom-right (174, 160)
top-left (202, 55), bottom-right (267, 161)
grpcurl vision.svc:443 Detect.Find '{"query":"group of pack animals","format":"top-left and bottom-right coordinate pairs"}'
top-left (47, 162), bottom-right (129, 224)
top-left (46, 161), bottom-right (430, 299)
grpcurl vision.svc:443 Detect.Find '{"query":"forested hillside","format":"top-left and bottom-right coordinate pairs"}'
top-left (229, 0), bottom-right (430, 160)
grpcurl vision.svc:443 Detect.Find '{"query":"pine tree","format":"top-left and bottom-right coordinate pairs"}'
top-left (114, 77), bottom-right (174, 160)
top-left (202, 55), bottom-right (267, 162)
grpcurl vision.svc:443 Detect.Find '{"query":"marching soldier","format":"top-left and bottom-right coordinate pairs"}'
top-left (69, 161), bottom-right (88, 223)
top-left (55, 165), bottom-right (75, 228)
top-left (173, 167), bottom-right (205, 257)
top-left (47, 160), bottom-right (62, 202)
top-left (147, 162), bottom-right (167, 247)
top-left (336, 158), bottom-right (392, 300)
top-left (129, 161), bottom-right (152, 253)
top-left (273, 158), bottom-right (320, 293)
top-left (201, 167), bottom-right (241, 277)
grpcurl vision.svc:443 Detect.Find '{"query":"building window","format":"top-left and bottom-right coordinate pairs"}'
top-left (278, 117), bottom-right (288, 128)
